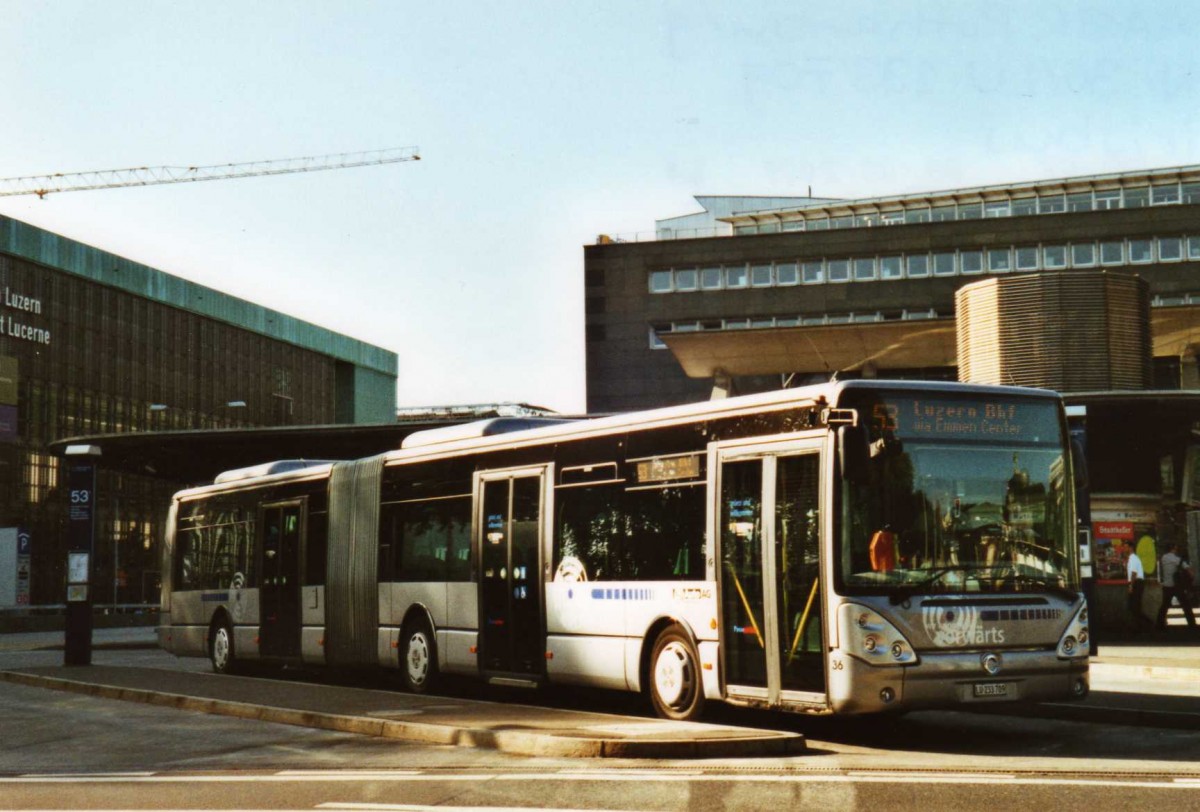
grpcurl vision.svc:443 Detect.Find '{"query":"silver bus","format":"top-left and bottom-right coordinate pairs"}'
top-left (159, 380), bottom-right (1089, 719)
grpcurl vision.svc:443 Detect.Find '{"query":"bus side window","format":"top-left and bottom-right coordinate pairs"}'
top-left (554, 483), bottom-right (623, 582)
top-left (378, 502), bottom-right (400, 582)
top-left (306, 510), bottom-right (328, 585)
top-left (444, 498), bottom-right (472, 582)
top-left (178, 529), bottom-right (200, 589)
top-left (398, 500), bottom-right (451, 582)
top-left (624, 485), bottom-right (705, 580)
top-left (176, 497), bottom-right (257, 590)
top-left (237, 506), bottom-right (257, 588)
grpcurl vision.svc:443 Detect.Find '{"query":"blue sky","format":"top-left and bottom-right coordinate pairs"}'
top-left (2, 2), bottom-right (1198, 412)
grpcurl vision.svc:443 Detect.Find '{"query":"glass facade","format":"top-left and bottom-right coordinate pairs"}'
top-left (0, 246), bottom-right (379, 607)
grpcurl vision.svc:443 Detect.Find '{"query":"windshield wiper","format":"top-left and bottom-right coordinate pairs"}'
top-left (1009, 573), bottom-right (1079, 602)
top-left (887, 566), bottom-right (964, 604)
top-left (888, 565), bottom-right (1079, 603)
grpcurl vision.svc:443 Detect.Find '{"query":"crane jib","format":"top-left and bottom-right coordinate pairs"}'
top-left (0, 146), bottom-right (420, 198)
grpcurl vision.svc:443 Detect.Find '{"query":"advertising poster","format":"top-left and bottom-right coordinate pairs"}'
top-left (1093, 509), bottom-right (1158, 583)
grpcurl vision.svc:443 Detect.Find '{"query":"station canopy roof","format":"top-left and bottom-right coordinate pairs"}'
top-left (662, 305), bottom-right (1200, 380)
top-left (50, 419), bottom-right (484, 486)
top-left (661, 319), bottom-right (958, 378)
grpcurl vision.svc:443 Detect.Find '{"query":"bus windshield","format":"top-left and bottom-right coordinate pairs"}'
top-left (838, 391), bottom-right (1077, 597)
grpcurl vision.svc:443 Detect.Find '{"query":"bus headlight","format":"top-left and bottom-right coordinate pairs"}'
top-left (1057, 603), bottom-right (1090, 659)
top-left (839, 604), bottom-right (918, 667)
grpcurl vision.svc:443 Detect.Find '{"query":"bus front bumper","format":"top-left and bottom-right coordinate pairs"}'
top-left (829, 647), bottom-right (1089, 715)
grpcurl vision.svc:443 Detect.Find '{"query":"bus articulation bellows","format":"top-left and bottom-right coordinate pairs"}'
top-left (158, 380), bottom-right (1089, 719)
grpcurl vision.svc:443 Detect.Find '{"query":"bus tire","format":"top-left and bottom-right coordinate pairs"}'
top-left (210, 619), bottom-right (237, 675)
top-left (400, 617), bottom-right (439, 694)
top-left (648, 625), bottom-right (705, 721)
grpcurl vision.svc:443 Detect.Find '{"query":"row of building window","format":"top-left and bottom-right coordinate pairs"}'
top-left (649, 235), bottom-right (1200, 293)
top-left (731, 180), bottom-right (1200, 236)
top-left (647, 292), bottom-right (1200, 349)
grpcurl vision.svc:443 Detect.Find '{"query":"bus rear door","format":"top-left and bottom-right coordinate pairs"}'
top-left (715, 439), bottom-right (827, 710)
top-left (259, 500), bottom-right (304, 659)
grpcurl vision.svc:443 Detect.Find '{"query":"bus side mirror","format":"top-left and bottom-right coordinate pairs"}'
top-left (839, 424), bottom-right (871, 483)
top-left (1071, 438), bottom-right (1088, 490)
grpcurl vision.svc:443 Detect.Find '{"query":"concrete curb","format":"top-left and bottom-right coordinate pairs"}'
top-left (0, 670), bottom-right (804, 759)
top-left (16, 643), bottom-right (162, 653)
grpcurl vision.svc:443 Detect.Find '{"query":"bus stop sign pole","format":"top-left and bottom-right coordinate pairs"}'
top-left (64, 445), bottom-right (101, 666)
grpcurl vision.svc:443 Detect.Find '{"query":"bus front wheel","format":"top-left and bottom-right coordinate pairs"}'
top-left (648, 626), bottom-right (705, 721)
top-left (400, 617), bottom-right (439, 694)
top-left (210, 620), bottom-right (236, 675)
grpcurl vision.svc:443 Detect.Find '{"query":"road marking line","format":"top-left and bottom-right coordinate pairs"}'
top-left (318, 805), bottom-right (640, 812)
top-left (19, 771), bottom-right (155, 779)
top-left (518, 773), bottom-right (1200, 788)
top-left (845, 771), bottom-right (1016, 780)
top-left (553, 769), bottom-right (704, 777)
top-left (276, 770), bottom-right (422, 777)
top-left (0, 774), bottom-right (483, 784)
top-left (2, 772), bottom-right (1199, 790)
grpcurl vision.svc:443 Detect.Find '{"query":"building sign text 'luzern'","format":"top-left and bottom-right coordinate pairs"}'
top-left (1, 287), bottom-right (50, 345)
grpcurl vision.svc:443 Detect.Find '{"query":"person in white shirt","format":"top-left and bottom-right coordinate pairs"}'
top-left (1157, 544), bottom-right (1197, 630)
top-left (1127, 550), bottom-right (1148, 630)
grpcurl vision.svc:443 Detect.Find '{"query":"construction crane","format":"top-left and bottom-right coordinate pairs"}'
top-left (0, 146), bottom-right (420, 198)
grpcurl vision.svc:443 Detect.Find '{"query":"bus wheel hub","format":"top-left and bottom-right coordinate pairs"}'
top-left (654, 642), bottom-right (690, 706)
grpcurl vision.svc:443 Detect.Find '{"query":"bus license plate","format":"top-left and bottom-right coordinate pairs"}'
top-left (973, 682), bottom-right (1010, 698)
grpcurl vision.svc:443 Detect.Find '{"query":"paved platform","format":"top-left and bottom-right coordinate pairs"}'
top-left (0, 665), bottom-right (805, 759)
top-left (2, 620), bottom-right (1197, 746)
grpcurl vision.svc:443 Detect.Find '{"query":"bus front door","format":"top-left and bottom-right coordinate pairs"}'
top-left (259, 501), bottom-right (303, 659)
top-left (477, 469), bottom-right (548, 682)
top-left (717, 442), bottom-right (826, 708)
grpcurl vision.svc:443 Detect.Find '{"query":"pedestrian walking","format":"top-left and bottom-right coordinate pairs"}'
top-left (1127, 549), bottom-right (1149, 630)
top-left (1157, 543), bottom-right (1197, 629)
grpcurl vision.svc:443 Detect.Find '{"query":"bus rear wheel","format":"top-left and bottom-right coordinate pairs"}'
top-left (648, 626), bottom-right (705, 721)
top-left (210, 620), bottom-right (237, 675)
top-left (400, 617), bottom-right (439, 694)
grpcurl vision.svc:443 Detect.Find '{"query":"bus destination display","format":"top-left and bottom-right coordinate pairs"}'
top-left (869, 397), bottom-right (1058, 442)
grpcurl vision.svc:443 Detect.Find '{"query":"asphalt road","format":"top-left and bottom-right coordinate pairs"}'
top-left (1, 647), bottom-right (1199, 811)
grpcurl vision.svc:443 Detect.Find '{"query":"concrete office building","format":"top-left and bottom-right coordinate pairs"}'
top-left (0, 214), bottom-right (398, 606)
top-left (584, 164), bottom-right (1200, 412)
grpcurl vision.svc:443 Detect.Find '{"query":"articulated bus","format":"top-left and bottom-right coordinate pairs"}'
top-left (158, 380), bottom-right (1089, 719)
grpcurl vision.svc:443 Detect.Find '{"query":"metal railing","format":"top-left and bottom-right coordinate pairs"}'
top-left (594, 226), bottom-right (731, 245)
top-left (0, 603), bottom-right (159, 615)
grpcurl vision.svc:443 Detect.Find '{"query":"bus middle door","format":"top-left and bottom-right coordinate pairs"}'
top-left (477, 468), bottom-right (549, 684)
top-left (716, 440), bottom-right (826, 709)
